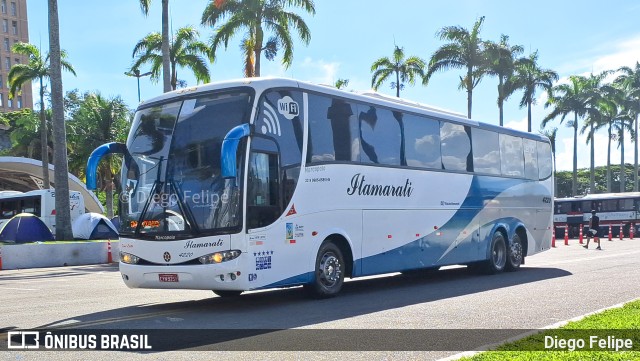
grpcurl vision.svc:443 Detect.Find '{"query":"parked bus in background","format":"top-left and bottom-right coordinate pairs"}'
top-left (554, 192), bottom-right (640, 238)
top-left (86, 78), bottom-right (554, 298)
top-left (0, 189), bottom-right (85, 233)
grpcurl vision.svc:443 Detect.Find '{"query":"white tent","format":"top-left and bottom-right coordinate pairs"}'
top-left (72, 213), bottom-right (119, 240)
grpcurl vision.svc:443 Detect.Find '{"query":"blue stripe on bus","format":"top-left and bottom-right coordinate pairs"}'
top-left (263, 175), bottom-right (547, 288)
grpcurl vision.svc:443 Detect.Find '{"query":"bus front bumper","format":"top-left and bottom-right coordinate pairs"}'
top-left (119, 260), bottom-right (248, 291)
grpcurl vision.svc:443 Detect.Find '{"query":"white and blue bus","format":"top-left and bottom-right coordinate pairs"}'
top-left (86, 78), bottom-right (554, 298)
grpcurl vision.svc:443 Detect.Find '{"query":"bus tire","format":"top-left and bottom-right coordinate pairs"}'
top-left (305, 241), bottom-right (345, 298)
top-left (484, 231), bottom-right (507, 274)
top-left (212, 290), bottom-right (243, 298)
top-left (505, 233), bottom-right (523, 272)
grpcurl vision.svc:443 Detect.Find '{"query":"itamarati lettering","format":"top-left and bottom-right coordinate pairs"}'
top-left (346, 173), bottom-right (413, 197)
top-left (184, 239), bottom-right (224, 249)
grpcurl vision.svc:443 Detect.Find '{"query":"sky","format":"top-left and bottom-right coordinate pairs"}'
top-left (25, 0), bottom-right (640, 172)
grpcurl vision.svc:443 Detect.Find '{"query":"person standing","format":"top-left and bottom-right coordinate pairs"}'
top-left (584, 210), bottom-right (601, 250)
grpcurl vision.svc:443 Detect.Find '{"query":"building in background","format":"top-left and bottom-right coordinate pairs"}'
top-left (0, 0), bottom-right (32, 113)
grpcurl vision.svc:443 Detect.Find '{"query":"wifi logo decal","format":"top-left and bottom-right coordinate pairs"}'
top-left (261, 102), bottom-right (282, 136)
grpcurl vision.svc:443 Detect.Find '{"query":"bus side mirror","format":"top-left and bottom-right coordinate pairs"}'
top-left (221, 124), bottom-right (252, 179)
top-left (86, 142), bottom-right (128, 190)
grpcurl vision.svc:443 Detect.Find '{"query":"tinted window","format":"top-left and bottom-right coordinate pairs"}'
top-left (500, 134), bottom-right (524, 177)
top-left (358, 106), bottom-right (402, 165)
top-left (523, 139), bottom-right (538, 180)
top-left (441, 122), bottom-right (472, 171)
top-left (257, 90), bottom-right (304, 167)
top-left (307, 94), bottom-right (359, 163)
top-left (537, 141), bottom-right (552, 180)
top-left (404, 114), bottom-right (442, 169)
top-left (472, 128), bottom-right (500, 175)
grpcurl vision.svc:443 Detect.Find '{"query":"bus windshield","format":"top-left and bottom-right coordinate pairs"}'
top-left (119, 90), bottom-right (253, 237)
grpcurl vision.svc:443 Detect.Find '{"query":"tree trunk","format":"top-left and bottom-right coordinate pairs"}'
top-left (590, 124), bottom-right (595, 193)
top-left (621, 132), bottom-right (626, 192)
top-left (572, 113), bottom-right (578, 196)
top-left (607, 125), bottom-right (612, 193)
top-left (39, 78), bottom-right (50, 189)
top-left (527, 101), bottom-right (532, 133)
top-left (635, 113), bottom-right (638, 191)
top-left (171, 61), bottom-right (177, 90)
top-left (48, 0), bottom-right (73, 240)
top-left (466, 67), bottom-right (472, 119)
top-left (161, 0), bottom-right (171, 92)
top-left (395, 70), bottom-right (400, 98)
top-left (498, 77), bottom-right (504, 127)
top-left (254, 25), bottom-right (263, 77)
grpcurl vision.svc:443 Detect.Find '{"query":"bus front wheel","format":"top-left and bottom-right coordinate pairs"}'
top-left (484, 231), bottom-right (507, 274)
top-left (305, 241), bottom-right (345, 298)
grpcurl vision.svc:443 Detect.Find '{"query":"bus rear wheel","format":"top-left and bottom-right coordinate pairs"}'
top-left (212, 290), bottom-right (243, 298)
top-left (305, 241), bottom-right (345, 298)
top-left (484, 231), bottom-right (507, 274)
top-left (505, 233), bottom-right (523, 272)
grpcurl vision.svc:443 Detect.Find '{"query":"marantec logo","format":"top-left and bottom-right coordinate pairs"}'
top-left (346, 173), bottom-right (413, 198)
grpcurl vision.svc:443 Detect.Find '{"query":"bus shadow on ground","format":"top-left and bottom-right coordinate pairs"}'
top-left (29, 266), bottom-right (571, 351)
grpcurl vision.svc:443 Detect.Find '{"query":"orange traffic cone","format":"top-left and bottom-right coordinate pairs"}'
top-left (609, 224), bottom-right (613, 241)
top-left (107, 239), bottom-right (113, 263)
top-left (620, 225), bottom-right (624, 240)
top-left (579, 226), bottom-right (584, 244)
top-left (552, 227), bottom-right (556, 248)
top-left (564, 226), bottom-right (569, 245)
top-left (631, 224), bottom-right (635, 240)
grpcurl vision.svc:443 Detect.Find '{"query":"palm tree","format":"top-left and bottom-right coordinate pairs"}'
top-left (138, 0), bottom-right (171, 92)
top-left (201, 0), bottom-right (315, 77)
top-left (68, 93), bottom-right (130, 217)
top-left (371, 45), bottom-right (426, 97)
top-left (424, 16), bottom-right (486, 119)
top-left (542, 75), bottom-right (590, 196)
top-left (615, 62), bottom-right (640, 191)
top-left (132, 26), bottom-right (211, 91)
top-left (484, 34), bottom-right (523, 126)
top-left (334, 78), bottom-right (349, 89)
top-left (509, 51), bottom-right (558, 132)
top-left (579, 71), bottom-right (610, 193)
top-left (8, 43), bottom-right (75, 188)
top-left (540, 127), bottom-right (558, 196)
top-left (48, 0), bottom-right (74, 240)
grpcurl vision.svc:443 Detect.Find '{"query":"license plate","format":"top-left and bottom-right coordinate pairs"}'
top-left (159, 273), bottom-right (179, 282)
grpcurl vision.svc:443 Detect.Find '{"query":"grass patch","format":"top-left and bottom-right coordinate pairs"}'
top-left (461, 300), bottom-right (640, 360)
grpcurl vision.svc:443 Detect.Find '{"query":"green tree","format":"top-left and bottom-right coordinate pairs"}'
top-left (67, 92), bottom-right (131, 217)
top-left (201, 0), bottom-right (315, 77)
top-left (371, 45), bottom-right (426, 98)
top-left (138, 0), bottom-right (171, 92)
top-left (334, 78), bottom-right (349, 90)
top-left (425, 16), bottom-right (486, 119)
top-left (132, 25), bottom-right (211, 91)
top-left (48, 0), bottom-right (74, 240)
top-left (615, 62), bottom-right (640, 191)
top-left (484, 34), bottom-right (523, 126)
top-left (578, 71), bottom-right (610, 193)
top-left (3, 109), bottom-right (45, 159)
top-left (543, 75), bottom-right (590, 196)
top-left (8, 42), bottom-right (75, 188)
top-left (509, 51), bottom-right (558, 132)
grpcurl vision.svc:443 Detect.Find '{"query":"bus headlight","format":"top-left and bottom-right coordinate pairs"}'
top-left (120, 252), bottom-right (140, 264)
top-left (199, 250), bottom-right (241, 264)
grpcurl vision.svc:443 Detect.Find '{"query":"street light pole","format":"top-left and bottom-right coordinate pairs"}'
top-left (124, 69), bottom-right (152, 102)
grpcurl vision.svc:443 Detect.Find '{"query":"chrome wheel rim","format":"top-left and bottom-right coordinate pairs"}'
top-left (492, 239), bottom-right (506, 269)
top-left (319, 251), bottom-right (341, 288)
top-left (510, 240), bottom-right (523, 266)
